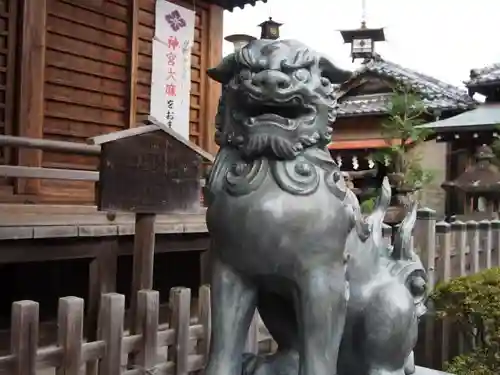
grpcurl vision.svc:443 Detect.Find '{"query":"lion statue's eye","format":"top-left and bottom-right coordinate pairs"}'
top-left (320, 77), bottom-right (331, 86)
top-left (293, 69), bottom-right (310, 81)
top-left (409, 276), bottom-right (427, 297)
top-left (239, 69), bottom-right (252, 81)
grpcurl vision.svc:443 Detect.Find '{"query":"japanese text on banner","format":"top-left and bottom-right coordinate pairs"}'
top-left (150, 1), bottom-right (194, 139)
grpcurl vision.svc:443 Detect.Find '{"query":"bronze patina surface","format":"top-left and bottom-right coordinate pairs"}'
top-left (204, 39), bottom-right (429, 375)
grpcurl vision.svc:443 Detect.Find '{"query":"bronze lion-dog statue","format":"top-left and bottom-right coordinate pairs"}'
top-left (203, 39), bottom-right (428, 375)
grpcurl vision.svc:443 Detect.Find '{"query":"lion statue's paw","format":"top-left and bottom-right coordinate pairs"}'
top-left (242, 350), bottom-right (299, 375)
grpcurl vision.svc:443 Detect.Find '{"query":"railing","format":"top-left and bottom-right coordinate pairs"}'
top-left (0, 135), bottom-right (210, 205)
top-left (0, 135), bottom-right (101, 154)
top-left (0, 135), bottom-right (101, 182)
top-left (0, 286), bottom-right (273, 375)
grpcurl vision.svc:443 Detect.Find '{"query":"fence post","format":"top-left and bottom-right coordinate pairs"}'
top-left (134, 290), bottom-right (159, 371)
top-left (491, 219), bottom-right (500, 266)
top-left (197, 285), bottom-right (211, 360)
top-left (415, 207), bottom-right (437, 288)
top-left (11, 301), bottom-right (39, 375)
top-left (450, 220), bottom-right (468, 356)
top-left (415, 207), bottom-right (436, 368)
top-left (436, 221), bottom-right (451, 365)
top-left (436, 221), bottom-right (452, 283)
top-left (98, 293), bottom-right (125, 375)
top-left (130, 213), bottom-right (156, 337)
top-left (466, 221), bottom-right (480, 274)
top-left (169, 287), bottom-right (191, 375)
top-left (57, 297), bottom-right (84, 375)
top-left (451, 220), bottom-right (467, 277)
top-left (479, 220), bottom-right (492, 270)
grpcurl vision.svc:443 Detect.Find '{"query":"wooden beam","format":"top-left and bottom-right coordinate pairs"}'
top-left (129, 213), bottom-right (156, 338)
top-left (3, 0), bottom-right (20, 165)
top-left (0, 165), bottom-right (99, 181)
top-left (0, 235), bottom-right (209, 264)
top-left (199, 2), bottom-right (221, 286)
top-left (89, 124), bottom-right (157, 145)
top-left (86, 239), bottom-right (118, 347)
top-left (204, 5), bottom-right (224, 155)
top-left (0, 206), bottom-right (207, 227)
top-left (17, 0), bottom-right (47, 195)
top-left (199, 4), bottom-right (222, 286)
top-left (126, 0), bottom-right (140, 128)
top-left (0, 135), bottom-right (101, 155)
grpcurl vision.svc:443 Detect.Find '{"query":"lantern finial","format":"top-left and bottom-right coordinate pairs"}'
top-left (258, 17), bottom-right (283, 40)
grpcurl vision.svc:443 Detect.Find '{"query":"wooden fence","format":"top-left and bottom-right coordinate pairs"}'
top-left (381, 208), bottom-right (500, 288)
top-left (405, 208), bottom-right (500, 369)
top-left (0, 285), bottom-right (275, 375)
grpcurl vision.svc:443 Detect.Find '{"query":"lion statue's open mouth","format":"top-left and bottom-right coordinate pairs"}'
top-left (236, 95), bottom-right (317, 129)
top-left (232, 91), bottom-right (321, 158)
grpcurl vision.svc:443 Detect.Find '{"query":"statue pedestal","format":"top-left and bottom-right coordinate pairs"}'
top-left (415, 366), bottom-right (454, 375)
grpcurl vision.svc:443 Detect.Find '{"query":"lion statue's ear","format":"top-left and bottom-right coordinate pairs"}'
top-left (207, 53), bottom-right (237, 84)
top-left (319, 56), bottom-right (352, 84)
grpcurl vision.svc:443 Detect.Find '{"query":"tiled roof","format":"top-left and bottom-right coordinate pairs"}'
top-left (337, 55), bottom-right (477, 117)
top-left (212, 0), bottom-right (267, 11)
top-left (418, 104), bottom-right (500, 132)
top-left (466, 63), bottom-right (500, 87)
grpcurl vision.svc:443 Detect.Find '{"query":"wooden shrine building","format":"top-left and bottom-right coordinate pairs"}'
top-left (419, 62), bottom-right (500, 217)
top-left (0, 0), bottom-right (266, 345)
top-left (330, 24), bottom-right (476, 213)
top-left (0, 0), bottom-right (247, 204)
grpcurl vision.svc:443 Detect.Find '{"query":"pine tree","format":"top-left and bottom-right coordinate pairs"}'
top-left (372, 85), bottom-right (434, 189)
top-left (360, 85), bottom-right (434, 214)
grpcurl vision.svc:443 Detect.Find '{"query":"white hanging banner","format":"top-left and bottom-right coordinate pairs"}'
top-left (150, 0), bottom-right (195, 139)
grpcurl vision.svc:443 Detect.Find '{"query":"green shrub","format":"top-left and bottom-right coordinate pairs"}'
top-left (430, 267), bottom-right (500, 374)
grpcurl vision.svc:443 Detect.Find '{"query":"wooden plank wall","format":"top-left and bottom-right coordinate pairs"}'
top-left (41, 0), bottom-right (125, 202)
top-left (6, 0), bottom-right (223, 204)
top-left (333, 116), bottom-right (385, 141)
top-left (0, 0), bottom-right (19, 193)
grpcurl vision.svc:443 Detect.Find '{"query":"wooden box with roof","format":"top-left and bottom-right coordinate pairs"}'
top-left (92, 116), bottom-right (213, 214)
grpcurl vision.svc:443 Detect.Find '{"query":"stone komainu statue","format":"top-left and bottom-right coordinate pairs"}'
top-left (203, 39), bottom-right (428, 375)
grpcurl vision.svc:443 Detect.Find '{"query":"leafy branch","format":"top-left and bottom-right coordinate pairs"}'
top-left (370, 85), bottom-right (434, 188)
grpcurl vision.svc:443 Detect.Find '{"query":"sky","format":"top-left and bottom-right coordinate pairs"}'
top-left (222, 0), bottom-right (500, 89)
